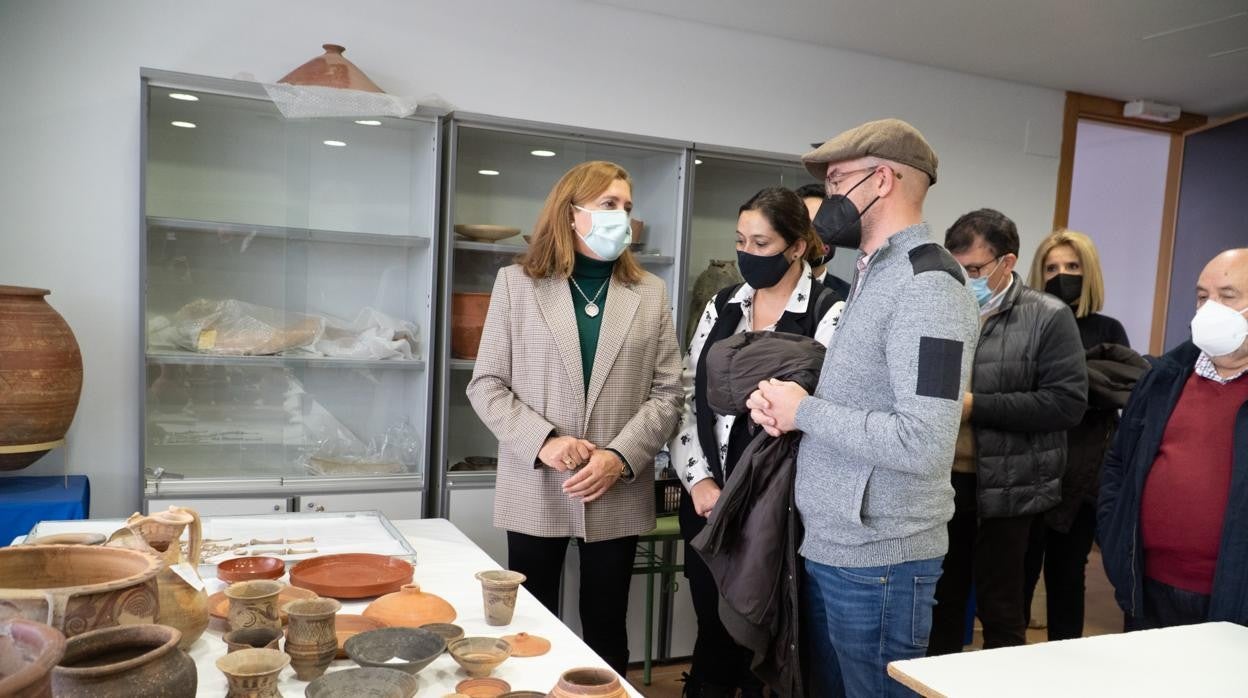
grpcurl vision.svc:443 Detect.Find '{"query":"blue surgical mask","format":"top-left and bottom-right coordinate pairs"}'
top-left (573, 205), bottom-right (632, 261)
top-left (969, 276), bottom-right (993, 306)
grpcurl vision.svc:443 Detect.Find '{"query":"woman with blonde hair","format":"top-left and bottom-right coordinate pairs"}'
top-left (466, 160), bottom-right (683, 672)
top-left (1023, 228), bottom-right (1136, 640)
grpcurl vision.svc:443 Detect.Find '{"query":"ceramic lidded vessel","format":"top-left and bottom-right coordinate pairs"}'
top-left (362, 584), bottom-right (457, 627)
top-left (278, 44), bottom-right (384, 92)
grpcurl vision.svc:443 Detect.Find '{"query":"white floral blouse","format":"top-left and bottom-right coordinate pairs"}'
top-left (668, 262), bottom-right (844, 491)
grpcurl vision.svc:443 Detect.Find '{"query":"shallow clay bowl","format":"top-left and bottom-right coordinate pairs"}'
top-left (217, 556), bottom-right (285, 583)
top-left (448, 636), bottom-right (512, 678)
top-left (208, 584), bottom-right (316, 630)
top-left (419, 622), bottom-right (464, 649)
top-left (456, 676), bottom-right (512, 697)
top-left (343, 627), bottom-right (445, 676)
top-left (289, 553), bottom-right (413, 599)
top-left (304, 666), bottom-right (418, 698)
top-left (454, 224), bottom-right (520, 242)
top-left (334, 614), bottom-right (387, 659)
top-left (498, 692), bottom-right (546, 698)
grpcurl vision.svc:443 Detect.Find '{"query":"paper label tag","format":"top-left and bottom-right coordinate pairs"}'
top-left (172, 562), bottom-right (206, 591)
top-left (197, 329), bottom-right (217, 350)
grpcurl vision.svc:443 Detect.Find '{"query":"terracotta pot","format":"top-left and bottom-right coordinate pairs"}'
top-left (0, 545), bottom-right (160, 637)
top-left (474, 570), bottom-right (526, 626)
top-left (451, 292), bottom-right (491, 360)
top-left (0, 618), bottom-right (66, 698)
top-left (547, 667), bottom-right (626, 698)
top-left (363, 584), bottom-right (456, 628)
top-left (225, 580), bottom-right (283, 632)
top-left (215, 647), bottom-right (289, 698)
top-left (0, 286), bottom-right (83, 471)
top-left (51, 624), bottom-right (196, 698)
top-left (115, 506), bottom-right (209, 649)
top-left (278, 43), bottom-right (384, 92)
top-left (282, 596), bottom-right (340, 680)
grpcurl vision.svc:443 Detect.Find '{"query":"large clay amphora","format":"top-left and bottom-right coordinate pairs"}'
top-left (120, 507), bottom-right (209, 649)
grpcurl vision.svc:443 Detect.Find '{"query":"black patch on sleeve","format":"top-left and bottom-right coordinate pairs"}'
top-left (909, 243), bottom-right (965, 284)
top-left (916, 336), bottom-right (963, 400)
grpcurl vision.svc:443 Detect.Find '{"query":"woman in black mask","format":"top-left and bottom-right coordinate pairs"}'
top-left (1023, 229), bottom-right (1131, 640)
top-left (669, 187), bottom-right (843, 697)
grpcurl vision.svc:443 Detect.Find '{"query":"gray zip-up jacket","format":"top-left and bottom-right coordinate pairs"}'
top-left (794, 223), bottom-right (980, 567)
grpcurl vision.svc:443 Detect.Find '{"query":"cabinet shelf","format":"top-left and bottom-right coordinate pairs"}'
top-left (449, 359), bottom-right (476, 371)
top-left (147, 216), bottom-right (432, 249)
top-left (452, 239), bottom-right (672, 265)
top-left (146, 349), bottom-right (427, 371)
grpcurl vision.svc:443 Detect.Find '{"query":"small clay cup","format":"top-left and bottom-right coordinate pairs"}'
top-left (223, 627), bottom-right (283, 653)
top-left (283, 597), bottom-right (341, 680)
top-left (474, 570), bottom-right (526, 626)
top-left (225, 580), bottom-right (283, 632)
top-left (447, 636), bottom-right (512, 678)
top-left (215, 648), bottom-right (289, 698)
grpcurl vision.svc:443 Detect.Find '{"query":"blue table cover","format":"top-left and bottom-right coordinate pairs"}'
top-left (0, 475), bottom-right (90, 547)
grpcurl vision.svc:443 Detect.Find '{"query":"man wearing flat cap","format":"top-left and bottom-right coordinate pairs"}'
top-left (748, 118), bottom-right (979, 697)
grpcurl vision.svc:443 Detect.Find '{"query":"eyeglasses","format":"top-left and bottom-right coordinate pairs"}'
top-left (964, 256), bottom-right (1003, 279)
top-left (823, 166), bottom-right (877, 193)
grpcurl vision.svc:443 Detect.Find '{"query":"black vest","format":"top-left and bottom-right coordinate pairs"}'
top-left (693, 279), bottom-right (838, 484)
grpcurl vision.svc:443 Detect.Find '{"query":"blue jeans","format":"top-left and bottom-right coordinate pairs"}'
top-left (803, 556), bottom-right (944, 698)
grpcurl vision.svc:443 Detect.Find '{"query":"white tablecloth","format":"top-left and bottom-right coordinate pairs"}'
top-left (189, 517), bottom-right (641, 697)
top-left (888, 622), bottom-right (1248, 697)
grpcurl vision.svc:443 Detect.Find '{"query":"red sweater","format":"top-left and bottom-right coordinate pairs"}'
top-left (1141, 371), bottom-right (1248, 594)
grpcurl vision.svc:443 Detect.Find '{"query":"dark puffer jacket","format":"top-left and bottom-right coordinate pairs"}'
top-left (691, 331), bottom-right (826, 698)
top-left (970, 274), bottom-right (1088, 519)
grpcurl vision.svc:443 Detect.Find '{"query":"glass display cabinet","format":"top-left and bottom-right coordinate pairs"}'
top-left (140, 69), bottom-right (442, 518)
top-left (682, 145), bottom-right (840, 344)
top-left (432, 113), bottom-right (691, 557)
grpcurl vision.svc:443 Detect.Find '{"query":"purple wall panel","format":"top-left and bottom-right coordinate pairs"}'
top-left (1165, 117), bottom-right (1248, 350)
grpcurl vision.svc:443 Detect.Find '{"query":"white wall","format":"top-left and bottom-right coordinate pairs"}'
top-left (0, 0), bottom-right (1064, 516)
top-left (1067, 120), bottom-right (1171, 350)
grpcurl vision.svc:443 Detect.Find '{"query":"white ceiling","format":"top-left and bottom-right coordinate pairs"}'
top-left (587, 0), bottom-right (1248, 116)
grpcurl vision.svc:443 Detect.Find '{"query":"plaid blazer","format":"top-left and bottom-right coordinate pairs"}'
top-left (467, 264), bottom-right (683, 542)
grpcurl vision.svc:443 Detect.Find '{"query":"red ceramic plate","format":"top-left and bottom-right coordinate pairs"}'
top-left (217, 556), bottom-right (285, 583)
top-left (288, 554), bottom-right (414, 599)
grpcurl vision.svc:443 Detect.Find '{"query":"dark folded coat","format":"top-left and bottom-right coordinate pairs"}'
top-left (690, 331), bottom-right (825, 698)
top-left (1046, 342), bottom-right (1150, 532)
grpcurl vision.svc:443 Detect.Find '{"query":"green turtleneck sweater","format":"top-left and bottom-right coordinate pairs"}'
top-left (570, 253), bottom-right (614, 394)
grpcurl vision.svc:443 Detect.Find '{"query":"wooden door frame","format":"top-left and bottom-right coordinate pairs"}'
top-left (1052, 92), bottom-right (1207, 354)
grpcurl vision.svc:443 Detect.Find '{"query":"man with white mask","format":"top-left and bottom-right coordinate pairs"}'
top-left (1099, 248), bottom-right (1248, 629)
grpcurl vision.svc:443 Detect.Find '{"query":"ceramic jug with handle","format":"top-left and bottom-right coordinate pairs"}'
top-left (114, 506), bottom-right (209, 649)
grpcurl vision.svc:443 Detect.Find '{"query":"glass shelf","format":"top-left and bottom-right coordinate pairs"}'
top-left (148, 216), bottom-right (432, 249)
top-left (146, 349), bottom-right (427, 371)
top-left (451, 238), bottom-right (673, 265)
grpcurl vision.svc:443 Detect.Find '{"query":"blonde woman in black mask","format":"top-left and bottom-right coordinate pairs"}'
top-left (1022, 229), bottom-right (1136, 641)
top-left (669, 187), bottom-right (843, 697)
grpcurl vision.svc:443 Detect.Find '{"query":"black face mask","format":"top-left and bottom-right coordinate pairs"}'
top-left (1045, 273), bottom-right (1083, 306)
top-left (812, 172), bottom-right (880, 250)
top-left (737, 246), bottom-right (794, 290)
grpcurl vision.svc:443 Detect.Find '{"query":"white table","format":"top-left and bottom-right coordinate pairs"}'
top-left (186, 517), bottom-right (641, 697)
top-left (888, 622), bottom-right (1248, 697)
